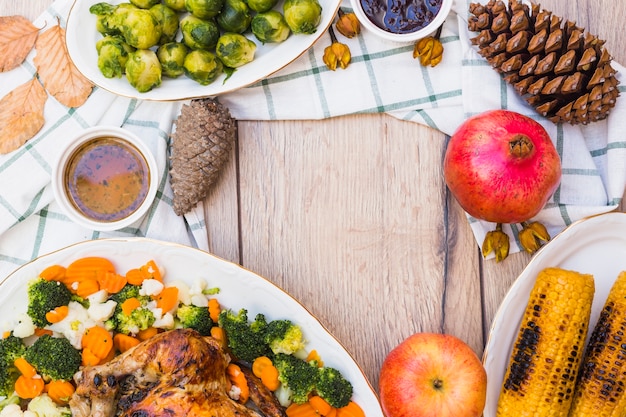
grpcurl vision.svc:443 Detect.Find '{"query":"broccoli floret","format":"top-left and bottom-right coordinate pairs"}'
top-left (264, 320), bottom-right (306, 355)
top-left (273, 353), bottom-right (318, 404)
top-left (109, 283), bottom-right (142, 303)
top-left (117, 308), bottom-right (155, 335)
top-left (176, 305), bottom-right (213, 336)
top-left (27, 278), bottom-right (72, 328)
top-left (315, 366), bottom-right (353, 408)
top-left (24, 335), bottom-right (81, 381)
top-left (104, 284), bottom-right (155, 335)
top-left (0, 336), bottom-right (26, 397)
top-left (218, 309), bottom-right (270, 363)
top-left (27, 393), bottom-right (71, 417)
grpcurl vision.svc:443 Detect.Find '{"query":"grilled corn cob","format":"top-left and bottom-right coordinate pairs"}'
top-left (496, 267), bottom-right (595, 417)
top-left (568, 270), bottom-right (626, 417)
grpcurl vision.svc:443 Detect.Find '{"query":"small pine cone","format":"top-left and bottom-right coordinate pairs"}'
top-left (468, 0), bottom-right (620, 125)
top-left (169, 98), bottom-right (236, 216)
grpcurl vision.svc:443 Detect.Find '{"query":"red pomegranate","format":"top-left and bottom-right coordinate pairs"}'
top-left (443, 110), bottom-right (561, 225)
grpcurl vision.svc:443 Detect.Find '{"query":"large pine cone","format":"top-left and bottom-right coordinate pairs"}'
top-left (169, 98), bottom-right (236, 216)
top-left (468, 0), bottom-right (619, 125)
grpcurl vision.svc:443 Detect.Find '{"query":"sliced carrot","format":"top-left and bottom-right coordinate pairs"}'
top-left (226, 363), bottom-right (249, 404)
top-left (45, 305), bottom-right (69, 324)
top-left (65, 257), bottom-right (116, 285)
top-left (81, 326), bottom-right (113, 360)
top-left (14, 375), bottom-right (45, 399)
top-left (252, 356), bottom-right (280, 391)
top-left (140, 260), bottom-right (162, 282)
top-left (40, 265), bottom-right (66, 282)
top-left (99, 271), bottom-right (128, 294)
top-left (14, 357), bottom-right (37, 378)
top-left (121, 297), bottom-right (142, 316)
top-left (114, 333), bottom-right (141, 353)
top-left (34, 328), bottom-right (53, 337)
top-left (210, 326), bottom-right (226, 347)
top-left (285, 402), bottom-right (318, 417)
top-left (2, 331), bottom-right (11, 338)
top-left (126, 268), bottom-right (145, 286)
top-left (137, 327), bottom-right (159, 341)
top-left (335, 401), bottom-right (365, 417)
top-left (208, 298), bottom-right (221, 323)
top-left (252, 356), bottom-right (272, 377)
top-left (46, 380), bottom-right (75, 405)
top-left (154, 286), bottom-right (179, 313)
top-left (326, 408), bottom-right (338, 417)
top-left (306, 349), bottom-right (324, 367)
top-left (309, 396), bottom-right (333, 416)
top-left (75, 278), bottom-right (100, 298)
top-left (81, 347), bottom-right (101, 367)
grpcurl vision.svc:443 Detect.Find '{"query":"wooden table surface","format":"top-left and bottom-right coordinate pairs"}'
top-left (3, 0), bottom-right (625, 404)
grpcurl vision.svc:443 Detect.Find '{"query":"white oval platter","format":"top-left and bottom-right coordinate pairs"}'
top-left (65, 0), bottom-right (339, 100)
top-left (0, 237), bottom-right (383, 416)
top-left (482, 211), bottom-right (626, 416)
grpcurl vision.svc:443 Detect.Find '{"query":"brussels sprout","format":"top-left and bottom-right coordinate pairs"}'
top-left (215, 33), bottom-right (256, 68)
top-left (247, 0), bottom-right (278, 13)
top-left (129, 0), bottom-right (160, 9)
top-left (157, 42), bottom-right (189, 78)
top-left (96, 35), bottom-right (136, 78)
top-left (185, 0), bottom-right (223, 19)
top-left (125, 49), bottom-right (162, 92)
top-left (89, 2), bottom-right (118, 35)
top-left (251, 11), bottom-right (290, 43)
top-left (149, 4), bottom-right (180, 44)
top-left (180, 14), bottom-right (220, 50)
top-left (217, 0), bottom-right (252, 33)
top-left (120, 7), bottom-right (163, 49)
top-left (163, 0), bottom-right (186, 11)
top-left (183, 49), bottom-right (223, 85)
top-left (283, 0), bottom-right (322, 34)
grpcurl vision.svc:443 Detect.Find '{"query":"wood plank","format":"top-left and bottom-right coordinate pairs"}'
top-left (237, 115), bottom-right (480, 387)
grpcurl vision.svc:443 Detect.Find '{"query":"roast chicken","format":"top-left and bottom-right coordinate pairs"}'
top-left (69, 328), bottom-right (284, 417)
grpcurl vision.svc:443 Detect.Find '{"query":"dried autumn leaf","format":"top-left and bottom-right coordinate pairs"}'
top-left (0, 16), bottom-right (39, 72)
top-left (34, 25), bottom-right (93, 108)
top-left (0, 77), bottom-right (47, 154)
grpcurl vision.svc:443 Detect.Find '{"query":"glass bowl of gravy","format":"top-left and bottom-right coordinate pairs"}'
top-left (52, 127), bottom-right (158, 231)
top-left (351, 0), bottom-right (452, 43)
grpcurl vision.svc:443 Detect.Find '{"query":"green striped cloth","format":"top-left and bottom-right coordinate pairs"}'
top-left (1, 0), bottom-right (625, 278)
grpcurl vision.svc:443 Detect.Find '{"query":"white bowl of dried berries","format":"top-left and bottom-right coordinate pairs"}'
top-left (350, 0), bottom-right (452, 43)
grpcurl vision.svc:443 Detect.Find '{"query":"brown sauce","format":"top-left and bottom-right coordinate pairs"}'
top-left (360, 0), bottom-right (442, 34)
top-left (64, 137), bottom-right (150, 223)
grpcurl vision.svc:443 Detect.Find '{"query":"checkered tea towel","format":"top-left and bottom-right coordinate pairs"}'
top-left (1, 0), bottom-right (625, 276)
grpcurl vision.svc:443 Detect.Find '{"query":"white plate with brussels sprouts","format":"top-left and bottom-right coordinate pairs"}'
top-left (65, 0), bottom-right (339, 100)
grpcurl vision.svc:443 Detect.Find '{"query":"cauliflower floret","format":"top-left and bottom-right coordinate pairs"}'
top-left (139, 279), bottom-right (164, 297)
top-left (152, 312), bottom-right (175, 329)
top-left (189, 279), bottom-right (208, 307)
top-left (228, 384), bottom-right (242, 401)
top-left (169, 280), bottom-right (191, 305)
top-left (13, 313), bottom-right (35, 338)
top-left (0, 404), bottom-right (23, 417)
top-left (27, 394), bottom-right (71, 417)
top-left (87, 300), bottom-right (117, 323)
top-left (47, 301), bottom-right (96, 349)
top-left (87, 289), bottom-right (109, 304)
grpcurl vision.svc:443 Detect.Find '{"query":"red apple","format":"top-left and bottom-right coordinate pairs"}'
top-left (378, 333), bottom-right (487, 417)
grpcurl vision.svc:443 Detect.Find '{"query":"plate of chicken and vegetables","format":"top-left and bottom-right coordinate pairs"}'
top-left (0, 238), bottom-right (382, 416)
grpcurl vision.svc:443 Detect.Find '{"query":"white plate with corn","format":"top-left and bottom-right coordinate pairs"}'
top-left (483, 211), bottom-right (626, 416)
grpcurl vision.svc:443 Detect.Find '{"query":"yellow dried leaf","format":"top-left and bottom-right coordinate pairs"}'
top-left (34, 25), bottom-right (93, 108)
top-left (0, 77), bottom-right (47, 154)
top-left (0, 15), bottom-right (39, 72)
